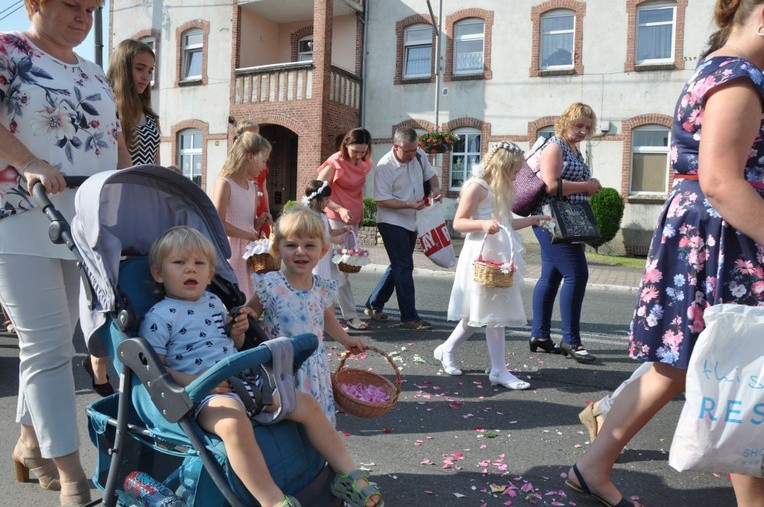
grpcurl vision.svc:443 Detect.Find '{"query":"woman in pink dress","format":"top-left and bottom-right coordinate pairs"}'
top-left (317, 128), bottom-right (373, 330)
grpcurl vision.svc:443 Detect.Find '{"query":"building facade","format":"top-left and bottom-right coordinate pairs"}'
top-left (110, 0), bottom-right (716, 253)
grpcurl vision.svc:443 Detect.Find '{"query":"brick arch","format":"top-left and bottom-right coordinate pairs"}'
top-left (389, 119), bottom-right (436, 141)
top-left (530, 0), bottom-right (586, 77)
top-left (445, 8), bottom-right (494, 82)
top-left (395, 14), bottom-right (435, 85)
top-left (621, 113), bottom-right (673, 201)
top-left (170, 119), bottom-right (210, 189)
top-left (290, 26), bottom-right (314, 62)
top-left (175, 20), bottom-right (210, 86)
top-left (625, 0), bottom-right (687, 72)
top-left (442, 117), bottom-right (491, 153)
top-left (528, 116), bottom-right (558, 139)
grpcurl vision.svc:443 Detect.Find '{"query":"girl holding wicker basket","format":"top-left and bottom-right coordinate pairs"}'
top-left (434, 142), bottom-right (549, 390)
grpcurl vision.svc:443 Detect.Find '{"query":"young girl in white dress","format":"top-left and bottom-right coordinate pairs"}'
top-left (245, 205), bottom-right (367, 426)
top-left (302, 180), bottom-right (349, 282)
top-left (434, 142), bottom-right (549, 390)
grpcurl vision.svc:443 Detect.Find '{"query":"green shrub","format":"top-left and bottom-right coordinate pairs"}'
top-left (589, 187), bottom-right (624, 251)
top-left (363, 197), bottom-right (377, 226)
top-left (281, 200), bottom-right (299, 213)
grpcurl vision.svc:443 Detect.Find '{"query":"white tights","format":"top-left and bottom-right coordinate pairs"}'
top-left (441, 319), bottom-right (509, 374)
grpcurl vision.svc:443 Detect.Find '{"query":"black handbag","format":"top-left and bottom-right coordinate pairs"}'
top-left (544, 178), bottom-right (600, 244)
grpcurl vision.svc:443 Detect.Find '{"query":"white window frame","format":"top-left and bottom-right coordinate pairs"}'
top-left (629, 126), bottom-right (671, 196)
top-left (139, 36), bottom-right (156, 87)
top-left (635, 2), bottom-right (676, 65)
top-left (178, 129), bottom-right (203, 186)
top-left (297, 36), bottom-right (313, 62)
top-left (540, 9), bottom-right (575, 70)
top-left (181, 28), bottom-right (203, 81)
top-left (453, 19), bottom-right (484, 76)
top-left (449, 129), bottom-right (481, 191)
top-left (403, 24), bottom-right (433, 79)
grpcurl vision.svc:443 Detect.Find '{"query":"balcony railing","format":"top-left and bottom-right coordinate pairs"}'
top-left (234, 62), bottom-right (313, 104)
top-left (233, 62), bottom-right (361, 111)
top-left (329, 66), bottom-right (360, 109)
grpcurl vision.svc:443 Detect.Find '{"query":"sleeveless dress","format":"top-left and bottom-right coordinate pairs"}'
top-left (313, 213), bottom-right (339, 282)
top-left (447, 178), bottom-right (527, 327)
top-left (629, 56), bottom-right (764, 369)
top-left (224, 177), bottom-right (258, 298)
top-left (129, 114), bottom-right (160, 165)
top-left (254, 270), bottom-right (338, 426)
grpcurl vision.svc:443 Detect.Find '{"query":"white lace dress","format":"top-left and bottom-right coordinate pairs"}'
top-left (447, 178), bottom-right (527, 328)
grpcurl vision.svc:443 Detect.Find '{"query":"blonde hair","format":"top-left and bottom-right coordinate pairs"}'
top-left (149, 226), bottom-right (217, 272)
top-left (555, 102), bottom-right (597, 140)
top-left (106, 39), bottom-right (158, 149)
top-left (24, 0), bottom-right (103, 18)
top-left (468, 142), bottom-right (525, 223)
top-left (220, 131), bottom-right (271, 179)
top-left (270, 205), bottom-right (326, 257)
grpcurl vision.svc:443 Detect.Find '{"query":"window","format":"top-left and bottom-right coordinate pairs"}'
top-left (178, 129), bottom-right (203, 185)
top-left (181, 28), bottom-right (203, 81)
top-left (540, 10), bottom-right (574, 69)
top-left (298, 36), bottom-right (313, 62)
top-left (636, 2), bottom-right (676, 64)
top-left (453, 19), bottom-right (484, 75)
top-left (630, 126), bottom-right (670, 194)
top-left (139, 36), bottom-right (156, 86)
top-left (403, 24), bottom-right (432, 79)
top-left (537, 126), bottom-right (555, 140)
top-left (449, 130), bottom-right (481, 190)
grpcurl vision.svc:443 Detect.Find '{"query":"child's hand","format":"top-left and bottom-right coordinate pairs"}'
top-left (482, 219), bottom-right (501, 234)
top-left (534, 215), bottom-right (553, 226)
top-left (226, 307), bottom-right (249, 337)
top-left (344, 336), bottom-right (367, 355)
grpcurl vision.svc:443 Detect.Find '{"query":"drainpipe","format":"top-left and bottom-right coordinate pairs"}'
top-left (426, 0), bottom-right (443, 129)
top-left (360, 1), bottom-right (369, 127)
top-left (94, 5), bottom-right (104, 68)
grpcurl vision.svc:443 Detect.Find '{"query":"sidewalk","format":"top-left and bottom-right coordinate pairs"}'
top-left (361, 238), bottom-right (644, 292)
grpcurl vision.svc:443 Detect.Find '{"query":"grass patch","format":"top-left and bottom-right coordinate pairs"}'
top-left (586, 251), bottom-right (646, 269)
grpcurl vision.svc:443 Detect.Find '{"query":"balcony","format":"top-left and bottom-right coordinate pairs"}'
top-left (234, 63), bottom-right (360, 110)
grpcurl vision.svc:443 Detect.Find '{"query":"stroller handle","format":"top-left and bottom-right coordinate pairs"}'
top-left (30, 175), bottom-right (88, 208)
top-left (28, 175), bottom-right (88, 255)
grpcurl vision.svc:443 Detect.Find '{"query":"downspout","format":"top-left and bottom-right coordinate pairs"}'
top-left (426, 0), bottom-right (442, 129)
top-left (360, 0), bottom-right (369, 127)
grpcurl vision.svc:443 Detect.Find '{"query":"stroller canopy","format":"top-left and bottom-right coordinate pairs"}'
top-left (72, 165), bottom-right (237, 349)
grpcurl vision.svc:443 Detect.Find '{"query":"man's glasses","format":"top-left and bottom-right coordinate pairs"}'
top-left (395, 145), bottom-right (418, 154)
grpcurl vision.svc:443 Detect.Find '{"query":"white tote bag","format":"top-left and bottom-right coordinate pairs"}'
top-left (415, 201), bottom-right (456, 268)
top-left (668, 304), bottom-right (764, 477)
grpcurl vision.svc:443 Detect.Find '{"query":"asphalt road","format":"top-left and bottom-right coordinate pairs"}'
top-left (0, 271), bottom-right (736, 507)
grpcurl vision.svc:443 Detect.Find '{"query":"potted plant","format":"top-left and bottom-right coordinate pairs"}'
top-left (418, 130), bottom-right (459, 154)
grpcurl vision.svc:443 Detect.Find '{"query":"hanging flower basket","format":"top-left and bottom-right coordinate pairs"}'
top-left (418, 130), bottom-right (459, 154)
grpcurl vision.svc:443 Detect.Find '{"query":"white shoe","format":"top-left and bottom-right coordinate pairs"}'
top-left (434, 344), bottom-right (462, 375)
top-left (489, 370), bottom-right (530, 390)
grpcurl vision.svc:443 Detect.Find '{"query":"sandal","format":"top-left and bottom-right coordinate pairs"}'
top-left (279, 496), bottom-right (301, 507)
top-left (398, 319), bottom-right (433, 330)
top-left (565, 464), bottom-right (639, 507)
top-left (346, 318), bottom-right (370, 330)
top-left (364, 308), bottom-right (388, 321)
top-left (331, 470), bottom-right (383, 507)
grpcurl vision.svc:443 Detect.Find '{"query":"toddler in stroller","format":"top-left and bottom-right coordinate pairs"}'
top-left (140, 226), bottom-right (382, 507)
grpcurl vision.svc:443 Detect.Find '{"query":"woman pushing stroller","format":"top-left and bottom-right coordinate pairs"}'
top-left (139, 226), bottom-right (382, 507)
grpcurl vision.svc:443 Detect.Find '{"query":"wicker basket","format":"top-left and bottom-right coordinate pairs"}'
top-left (332, 229), bottom-right (369, 274)
top-left (331, 346), bottom-right (400, 418)
top-left (337, 262), bottom-right (362, 274)
top-left (473, 261), bottom-right (514, 288)
top-left (472, 225), bottom-right (516, 288)
top-left (247, 253), bottom-right (280, 274)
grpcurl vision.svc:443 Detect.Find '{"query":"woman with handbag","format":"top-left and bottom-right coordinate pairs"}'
top-left (530, 102), bottom-right (602, 363)
top-left (565, 2), bottom-right (764, 505)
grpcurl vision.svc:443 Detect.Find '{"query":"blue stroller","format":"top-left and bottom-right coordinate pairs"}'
top-left (33, 166), bottom-right (338, 506)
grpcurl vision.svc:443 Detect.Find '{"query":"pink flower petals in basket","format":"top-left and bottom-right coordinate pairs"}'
top-left (332, 229), bottom-right (369, 273)
top-left (339, 383), bottom-right (391, 405)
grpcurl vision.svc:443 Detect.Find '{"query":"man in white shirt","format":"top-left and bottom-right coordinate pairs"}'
top-left (364, 127), bottom-right (441, 330)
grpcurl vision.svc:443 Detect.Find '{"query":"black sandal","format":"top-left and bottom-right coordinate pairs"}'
top-left (565, 464), bottom-right (638, 507)
top-left (529, 337), bottom-right (561, 354)
top-left (83, 357), bottom-right (115, 397)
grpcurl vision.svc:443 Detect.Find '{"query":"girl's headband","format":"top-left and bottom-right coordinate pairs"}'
top-left (301, 180), bottom-right (329, 205)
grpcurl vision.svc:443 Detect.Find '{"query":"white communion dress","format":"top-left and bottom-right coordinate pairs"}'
top-left (446, 178), bottom-right (527, 328)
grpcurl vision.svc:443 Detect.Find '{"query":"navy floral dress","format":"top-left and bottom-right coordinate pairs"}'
top-left (629, 57), bottom-right (764, 368)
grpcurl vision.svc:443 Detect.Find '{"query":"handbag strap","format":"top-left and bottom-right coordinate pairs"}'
top-left (415, 152), bottom-right (430, 196)
top-left (525, 136), bottom-right (551, 162)
top-left (555, 177), bottom-right (566, 201)
top-left (343, 227), bottom-right (359, 249)
top-left (476, 225), bottom-right (514, 265)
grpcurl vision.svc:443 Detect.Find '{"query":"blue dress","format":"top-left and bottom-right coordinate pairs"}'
top-left (629, 56), bottom-right (764, 368)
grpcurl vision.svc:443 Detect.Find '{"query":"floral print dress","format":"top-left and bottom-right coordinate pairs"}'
top-left (629, 56), bottom-right (764, 368)
top-left (254, 270), bottom-right (339, 426)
